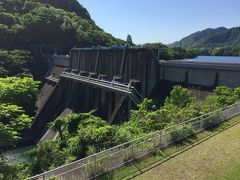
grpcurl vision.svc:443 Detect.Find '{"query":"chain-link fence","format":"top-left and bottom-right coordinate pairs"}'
top-left (28, 102), bottom-right (240, 180)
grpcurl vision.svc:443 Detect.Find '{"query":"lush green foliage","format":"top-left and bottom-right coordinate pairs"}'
top-left (0, 76), bottom-right (39, 179)
top-left (36, 0), bottom-right (91, 20)
top-left (0, 12), bottom-right (15, 26)
top-left (0, 77), bottom-right (40, 115)
top-left (0, 77), bottom-right (39, 148)
top-left (28, 141), bottom-right (67, 174)
top-left (0, 155), bottom-right (30, 180)
top-left (49, 111), bottom-right (118, 158)
top-left (28, 85), bottom-right (240, 176)
top-left (0, 0), bottom-right (124, 49)
top-left (213, 86), bottom-right (238, 106)
top-left (0, 49), bottom-right (33, 78)
top-left (0, 104), bottom-right (32, 148)
top-left (165, 85), bottom-right (195, 108)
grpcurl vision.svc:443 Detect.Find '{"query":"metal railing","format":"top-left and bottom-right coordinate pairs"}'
top-left (28, 102), bottom-right (240, 180)
top-left (61, 71), bottom-right (144, 104)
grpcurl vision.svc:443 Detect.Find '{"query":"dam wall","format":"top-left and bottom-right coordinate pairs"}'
top-left (160, 61), bottom-right (240, 88)
top-left (26, 48), bottom-right (240, 145)
top-left (69, 48), bottom-right (159, 97)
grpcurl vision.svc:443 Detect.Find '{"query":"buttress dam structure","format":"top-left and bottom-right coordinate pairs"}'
top-left (23, 47), bottom-right (240, 145)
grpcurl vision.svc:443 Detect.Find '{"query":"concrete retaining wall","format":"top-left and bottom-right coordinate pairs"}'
top-left (188, 69), bottom-right (217, 87)
top-left (160, 62), bottom-right (240, 88)
top-left (164, 67), bottom-right (187, 82)
top-left (219, 71), bottom-right (240, 88)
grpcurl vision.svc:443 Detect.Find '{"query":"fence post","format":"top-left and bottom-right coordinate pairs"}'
top-left (159, 130), bottom-right (162, 147)
top-left (131, 141), bottom-right (134, 159)
top-left (181, 121), bottom-right (184, 140)
top-left (93, 154), bottom-right (97, 179)
top-left (43, 173), bottom-right (45, 180)
top-left (154, 134), bottom-right (157, 149)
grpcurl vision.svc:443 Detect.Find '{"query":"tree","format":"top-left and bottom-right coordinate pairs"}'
top-left (0, 155), bottom-right (21, 180)
top-left (170, 47), bottom-right (187, 59)
top-left (0, 12), bottom-right (15, 27)
top-left (126, 34), bottom-right (133, 45)
top-left (200, 95), bottom-right (220, 113)
top-left (0, 104), bottom-right (32, 148)
top-left (144, 42), bottom-right (172, 59)
top-left (0, 24), bottom-right (14, 48)
top-left (165, 85), bottom-right (195, 108)
top-left (213, 86), bottom-right (237, 106)
top-left (0, 49), bottom-right (33, 78)
top-left (0, 77), bottom-right (40, 115)
top-left (234, 87), bottom-right (240, 100)
top-left (29, 141), bottom-right (67, 174)
top-left (49, 111), bottom-right (114, 159)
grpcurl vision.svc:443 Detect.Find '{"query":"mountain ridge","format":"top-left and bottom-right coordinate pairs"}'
top-left (169, 26), bottom-right (240, 48)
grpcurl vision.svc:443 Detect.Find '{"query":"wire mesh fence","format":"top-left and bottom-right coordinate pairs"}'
top-left (28, 102), bottom-right (240, 180)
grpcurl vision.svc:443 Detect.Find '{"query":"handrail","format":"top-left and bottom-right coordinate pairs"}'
top-left (61, 72), bottom-right (143, 105)
top-left (62, 71), bottom-right (142, 93)
top-left (62, 72), bottom-right (132, 91)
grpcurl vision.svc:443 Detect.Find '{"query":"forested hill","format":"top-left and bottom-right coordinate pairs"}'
top-left (37, 0), bottom-right (91, 20)
top-left (169, 27), bottom-right (240, 48)
top-left (0, 0), bottom-right (124, 50)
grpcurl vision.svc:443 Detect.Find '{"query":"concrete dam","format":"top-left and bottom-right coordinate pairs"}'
top-left (23, 47), bottom-right (240, 145)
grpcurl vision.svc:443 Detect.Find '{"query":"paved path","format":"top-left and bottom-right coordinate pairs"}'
top-left (134, 123), bottom-right (240, 180)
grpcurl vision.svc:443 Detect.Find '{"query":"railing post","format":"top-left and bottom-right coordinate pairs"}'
top-left (131, 141), bottom-right (134, 159)
top-left (182, 122), bottom-right (185, 140)
top-left (159, 131), bottom-right (162, 147)
top-left (94, 154), bottom-right (97, 179)
top-left (43, 173), bottom-right (45, 180)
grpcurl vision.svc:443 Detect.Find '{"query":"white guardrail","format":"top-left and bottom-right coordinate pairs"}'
top-left (28, 102), bottom-right (240, 180)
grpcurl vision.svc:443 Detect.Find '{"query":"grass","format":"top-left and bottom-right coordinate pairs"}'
top-left (215, 164), bottom-right (240, 180)
top-left (100, 115), bottom-right (240, 180)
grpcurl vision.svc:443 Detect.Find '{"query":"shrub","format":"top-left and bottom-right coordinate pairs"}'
top-left (202, 111), bottom-right (222, 129)
top-left (170, 125), bottom-right (194, 143)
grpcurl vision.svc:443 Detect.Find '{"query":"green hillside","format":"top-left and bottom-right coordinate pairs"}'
top-left (37, 0), bottom-right (91, 20)
top-left (170, 26), bottom-right (240, 49)
top-left (0, 0), bottom-right (124, 50)
top-left (0, 0), bottom-right (125, 80)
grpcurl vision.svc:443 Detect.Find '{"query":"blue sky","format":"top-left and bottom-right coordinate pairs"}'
top-left (79, 0), bottom-right (240, 44)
